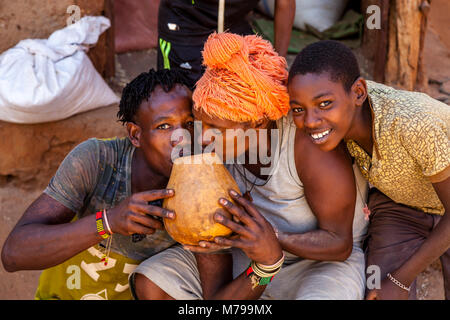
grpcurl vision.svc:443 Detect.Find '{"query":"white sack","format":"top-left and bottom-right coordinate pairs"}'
top-left (0, 16), bottom-right (119, 124)
top-left (258, 0), bottom-right (349, 32)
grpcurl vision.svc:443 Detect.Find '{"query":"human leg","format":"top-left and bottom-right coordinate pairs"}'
top-left (129, 245), bottom-right (203, 300)
top-left (132, 273), bottom-right (175, 300)
top-left (365, 188), bottom-right (436, 299)
top-left (291, 247), bottom-right (366, 300)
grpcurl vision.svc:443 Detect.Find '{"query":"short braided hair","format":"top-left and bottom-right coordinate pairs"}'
top-left (117, 68), bottom-right (193, 124)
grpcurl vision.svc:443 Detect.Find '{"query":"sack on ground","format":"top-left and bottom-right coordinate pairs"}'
top-left (0, 16), bottom-right (119, 124)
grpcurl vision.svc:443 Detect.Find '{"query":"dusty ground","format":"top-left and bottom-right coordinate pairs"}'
top-left (0, 1), bottom-right (448, 300)
top-left (0, 187), bottom-right (42, 299)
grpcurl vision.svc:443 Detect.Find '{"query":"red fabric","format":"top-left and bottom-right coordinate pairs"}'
top-left (114, 0), bottom-right (160, 53)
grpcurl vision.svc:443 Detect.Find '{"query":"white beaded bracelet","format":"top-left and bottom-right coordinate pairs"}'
top-left (256, 252), bottom-right (285, 271)
top-left (103, 208), bottom-right (113, 235)
top-left (386, 273), bottom-right (410, 292)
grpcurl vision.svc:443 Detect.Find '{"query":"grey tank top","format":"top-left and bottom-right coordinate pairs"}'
top-left (226, 114), bottom-right (369, 262)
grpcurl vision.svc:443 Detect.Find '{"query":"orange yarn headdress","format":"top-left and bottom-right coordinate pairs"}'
top-left (193, 32), bottom-right (290, 123)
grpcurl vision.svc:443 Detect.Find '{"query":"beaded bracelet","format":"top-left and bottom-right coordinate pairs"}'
top-left (256, 253), bottom-right (285, 271)
top-left (246, 264), bottom-right (276, 289)
top-left (246, 253), bottom-right (285, 289)
top-left (102, 209), bottom-right (113, 234)
top-left (386, 273), bottom-right (411, 292)
top-left (95, 210), bottom-right (113, 266)
top-left (95, 210), bottom-right (110, 239)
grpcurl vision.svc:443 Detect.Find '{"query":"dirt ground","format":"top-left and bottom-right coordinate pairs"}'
top-left (0, 1), bottom-right (449, 300)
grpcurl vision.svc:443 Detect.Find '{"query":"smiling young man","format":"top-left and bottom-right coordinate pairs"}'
top-left (287, 40), bottom-right (450, 300)
top-left (1, 69), bottom-right (194, 300)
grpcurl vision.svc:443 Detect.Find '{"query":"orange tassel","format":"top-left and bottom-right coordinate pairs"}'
top-left (193, 32), bottom-right (289, 123)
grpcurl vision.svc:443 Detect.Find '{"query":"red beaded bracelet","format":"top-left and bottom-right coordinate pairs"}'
top-left (246, 264), bottom-right (275, 289)
top-left (95, 210), bottom-right (110, 239)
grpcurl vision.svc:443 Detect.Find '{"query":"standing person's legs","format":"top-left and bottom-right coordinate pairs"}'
top-left (365, 188), bottom-right (436, 299)
top-left (156, 37), bottom-right (204, 88)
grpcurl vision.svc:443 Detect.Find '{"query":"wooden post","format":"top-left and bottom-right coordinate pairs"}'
top-left (415, 0), bottom-right (431, 92)
top-left (385, 0), bottom-right (426, 90)
top-left (361, 0), bottom-right (390, 83)
top-left (218, 0), bottom-right (225, 33)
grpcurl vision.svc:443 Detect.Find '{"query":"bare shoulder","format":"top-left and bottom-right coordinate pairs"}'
top-left (294, 130), bottom-right (354, 184)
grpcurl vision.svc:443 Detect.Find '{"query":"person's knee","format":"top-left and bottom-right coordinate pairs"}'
top-left (133, 273), bottom-right (174, 300)
top-left (296, 285), bottom-right (364, 300)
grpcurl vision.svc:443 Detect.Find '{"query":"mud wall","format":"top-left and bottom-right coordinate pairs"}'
top-left (0, 0), bottom-right (112, 77)
top-left (0, 1), bottom-right (122, 188)
top-left (0, 105), bottom-right (127, 189)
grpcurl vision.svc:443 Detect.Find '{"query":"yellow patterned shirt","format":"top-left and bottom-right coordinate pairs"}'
top-left (346, 81), bottom-right (450, 215)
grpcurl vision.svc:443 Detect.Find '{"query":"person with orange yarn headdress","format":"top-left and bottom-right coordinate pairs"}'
top-left (193, 32), bottom-right (290, 123)
top-left (131, 33), bottom-right (369, 300)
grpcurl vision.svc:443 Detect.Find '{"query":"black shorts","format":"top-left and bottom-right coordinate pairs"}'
top-left (157, 38), bottom-right (205, 89)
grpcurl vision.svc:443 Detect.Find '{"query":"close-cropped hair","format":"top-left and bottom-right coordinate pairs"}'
top-left (288, 40), bottom-right (361, 92)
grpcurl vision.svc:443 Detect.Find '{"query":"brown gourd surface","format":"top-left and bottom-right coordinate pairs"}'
top-left (163, 153), bottom-right (240, 245)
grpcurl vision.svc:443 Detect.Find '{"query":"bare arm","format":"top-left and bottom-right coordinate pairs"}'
top-left (273, 0), bottom-right (295, 57)
top-left (1, 193), bottom-right (101, 271)
top-left (278, 132), bottom-right (356, 261)
top-left (394, 177), bottom-right (450, 283)
top-left (367, 175), bottom-right (450, 299)
top-left (366, 116), bottom-right (450, 299)
top-left (1, 190), bottom-right (175, 272)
